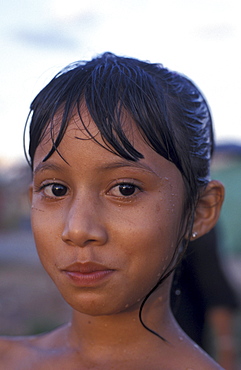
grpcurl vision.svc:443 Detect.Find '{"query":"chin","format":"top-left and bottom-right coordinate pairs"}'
top-left (65, 296), bottom-right (141, 317)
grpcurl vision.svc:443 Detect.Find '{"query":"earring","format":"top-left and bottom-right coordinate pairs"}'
top-left (192, 231), bottom-right (197, 238)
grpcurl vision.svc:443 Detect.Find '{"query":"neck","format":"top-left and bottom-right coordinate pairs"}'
top-left (66, 279), bottom-right (175, 351)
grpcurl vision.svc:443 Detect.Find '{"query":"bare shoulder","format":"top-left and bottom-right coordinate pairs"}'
top-left (0, 336), bottom-right (31, 368)
top-left (169, 334), bottom-right (224, 370)
top-left (184, 345), bottom-right (224, 370)
top-left (0, 336), bottom-right (16, 354)
top-left (0, 336), bottom-right (26, 354)
top-left (0, 325), bottom-right (69, 369)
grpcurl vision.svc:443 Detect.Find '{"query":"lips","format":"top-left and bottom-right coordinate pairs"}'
top-left (62, 262), bottom-right (114, 286)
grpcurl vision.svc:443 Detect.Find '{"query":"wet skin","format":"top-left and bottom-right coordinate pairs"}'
top-left (29, 112), bottom-right (186, 318)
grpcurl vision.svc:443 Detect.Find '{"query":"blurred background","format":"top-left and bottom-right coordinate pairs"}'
top-left (0, 0), bottom-right (240, 368)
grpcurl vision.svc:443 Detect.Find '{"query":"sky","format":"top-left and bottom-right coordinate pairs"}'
top-left (1, 0), bottom-right (241, 163)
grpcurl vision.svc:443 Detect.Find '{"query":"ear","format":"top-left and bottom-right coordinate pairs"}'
top-left (189, 180), bottom-right (224, 241)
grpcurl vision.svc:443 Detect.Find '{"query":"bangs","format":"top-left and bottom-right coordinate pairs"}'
top-left (27, 53), bottom-right (178, 169)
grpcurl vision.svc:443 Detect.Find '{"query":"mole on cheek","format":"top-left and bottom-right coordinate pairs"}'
top-left (31, 206), bottom-right (44, 212)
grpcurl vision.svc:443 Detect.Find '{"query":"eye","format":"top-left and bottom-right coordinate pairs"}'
top-left (109, 183), bottom-right (140, 197)
top-left (42, 183), bottom-right (68, 198)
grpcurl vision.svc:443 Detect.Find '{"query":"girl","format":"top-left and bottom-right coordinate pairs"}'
top-left (0, 53), bottom-right (224, 369)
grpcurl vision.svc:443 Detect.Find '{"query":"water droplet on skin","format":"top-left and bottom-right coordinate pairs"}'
top-left (179, 336), bottom-right (183, 341)
top-left (157, 273), bottom-right (161, 277)
top-left (125, 304), bottom-right (129, 308)
top-left (155, 204), bottom-right (160, 212)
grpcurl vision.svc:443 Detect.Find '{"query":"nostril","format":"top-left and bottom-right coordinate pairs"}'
top-left (61, 232), bottom-right (75, 246)
top-left (61, 199), bottom-right (108, 247)
top-left (83, 238), bottom-right (100, 246)
top-left (61, 217), bottom-right (108, 247)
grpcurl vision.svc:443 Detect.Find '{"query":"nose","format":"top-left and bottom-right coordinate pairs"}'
top-left (61, 196), bottom-right (108, 247)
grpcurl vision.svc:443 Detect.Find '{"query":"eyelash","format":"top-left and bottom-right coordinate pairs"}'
top-left (108, 182), bottom-right (141, 198)
top-left (36, 182), bottom-right (68, 199)
top-left (35, 180), bottom-right (142, 200)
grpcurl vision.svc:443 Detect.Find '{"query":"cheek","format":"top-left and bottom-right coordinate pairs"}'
top-left (116, 201), bottom-right (181, 277)
top-left (142, 195), bottom-right (182, 253)
top-left (30, 206), bottom-right (61, 265)
top-left (144, 191), bottom-right (183, 241)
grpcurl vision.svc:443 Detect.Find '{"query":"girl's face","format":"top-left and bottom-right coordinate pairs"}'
top-left (30, 111), bottom-right (186, 316)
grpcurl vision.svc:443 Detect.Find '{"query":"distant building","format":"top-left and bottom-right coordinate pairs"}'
top-left (0, 162), bottom-right (31, 229)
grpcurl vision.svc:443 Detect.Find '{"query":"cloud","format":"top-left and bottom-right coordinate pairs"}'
top-left (12, 26), bottom-right (78, 50)
top-left (195, 24), bottom-right (234, 40)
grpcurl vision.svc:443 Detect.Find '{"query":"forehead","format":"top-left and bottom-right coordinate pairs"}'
top-left (33, 109), bottom-right (184, 183)
top-left (37, 105), bottom-right (140, 157)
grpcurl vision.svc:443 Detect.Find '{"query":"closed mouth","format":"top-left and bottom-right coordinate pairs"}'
top-left (62, 262), bottom-right (115, 286)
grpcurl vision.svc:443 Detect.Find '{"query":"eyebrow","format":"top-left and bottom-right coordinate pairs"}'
top-left (33, 162), bottom-right (65, 175)
top-left (33, 159), bottom-right (157, 176)
top-left (100, 160), bottom-right (154, 173)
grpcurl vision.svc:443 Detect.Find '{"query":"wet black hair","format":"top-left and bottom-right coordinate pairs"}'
top-left (24, 52), bottom-right (214, 340)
